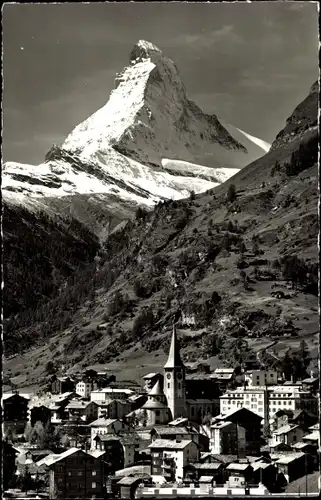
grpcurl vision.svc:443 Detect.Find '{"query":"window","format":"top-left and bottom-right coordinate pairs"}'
top-left (77, 471), bottom-right (83, 476)
top-left (178, 383), bottom-right (181, 389)
top-left (92, 482), bottom-right (96, 489)
top-left (92, 471), bottom-right (96, 476)
top-left (58, 478), bottom-right (63, 484)
top-left (168, 383), bottom-right (170, 389)
top-left (68, 472), bottom-right (72, 476)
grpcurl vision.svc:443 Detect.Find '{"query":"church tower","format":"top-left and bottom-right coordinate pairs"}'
top-left (163, 325), bottom-right (187, 420)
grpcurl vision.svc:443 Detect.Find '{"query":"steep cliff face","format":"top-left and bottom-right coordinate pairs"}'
top-left (271, 80), bottom-right (318, 151)
top-left (3, 40), bottom-right (270, 229)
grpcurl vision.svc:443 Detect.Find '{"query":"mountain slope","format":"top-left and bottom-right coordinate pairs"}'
top-left (3, 81), bottom-right (318, 389)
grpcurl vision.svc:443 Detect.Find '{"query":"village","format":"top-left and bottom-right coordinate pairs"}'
top-left (2, 326), bottom-right (320, 499)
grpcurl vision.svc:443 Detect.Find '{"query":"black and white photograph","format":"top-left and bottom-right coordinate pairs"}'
top-left (2, 1), bottom-right (320, 498)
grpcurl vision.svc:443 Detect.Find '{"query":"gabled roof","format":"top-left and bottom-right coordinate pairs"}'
top-left (215, 407), bottom-right (262, 422)
top-left (302, 431), bottom-right (319, 441)
top-left (149, 439), bottom-right (193, 450)
top-left (45, 448), bottom-right (85, 466)
top-left (273, 424), bottom-right (299, 436)
top-left (152, 426), bottom-right (190, 435)
top-left (276, 453), bottom-right (305, 464)
top-left (226, 463), bottom-right (252, 471)
top-left (142, 399), bottom-right (168, 410)
top-left (89, 418), bottom-right (119, 427)
top-left (2, 393), bottom-right (30, 401)
top-left (164, 326), bottom-right (184, 369)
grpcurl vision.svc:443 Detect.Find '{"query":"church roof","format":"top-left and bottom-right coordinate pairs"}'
top-left (142, 399), bottom-right (168, 410)
top-left (148, 380), bottom-right (164, 397)
top-left (164, 326), bottom-right (184, 369)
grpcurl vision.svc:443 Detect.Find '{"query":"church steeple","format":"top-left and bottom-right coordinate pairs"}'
top-left (164, 325), bottom-right (184, 369)
top-left (163, 325), bottom-right (187, 420)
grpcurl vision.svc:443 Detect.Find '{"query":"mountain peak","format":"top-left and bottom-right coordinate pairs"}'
top-left (130, 40), bottom-right (162, 64)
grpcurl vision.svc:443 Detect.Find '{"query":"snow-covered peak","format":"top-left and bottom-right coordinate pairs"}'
top-left (130, 40), bottom-right (163, 64)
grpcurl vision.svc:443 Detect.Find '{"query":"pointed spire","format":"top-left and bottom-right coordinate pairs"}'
top-left (164, 325), bottom-right (184, 369)
top-left (148, 380), bottom-right (164, 397)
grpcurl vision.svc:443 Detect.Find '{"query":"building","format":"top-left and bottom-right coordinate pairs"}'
top-left (220, 379), bottom-right (318, 426)
top-left (75, 379), bottom-right (98, 399)
top-left (142, 373), bottom-right (163, 393)
top-left (252, 461), bottom-right (277, 490)
top-left (269, 424), bottom-right (305, 448)
top-left (2, 440), bottom-right (18, 490)
top-left (245, 370), bottom-right (278, 387)
top-left (2, 392), bottom-right (29, 433)
top-left (210, 408), bottom-right (262, 456)
top-left (90, 388), bottom-right (135, 403)
top-left (210, 368), bottom-right (236, 391)
top-left (141, 381), bottom-right (171, 426)
top-left (271, 409), bottom-right (318, 432)
top-left (47, 448), bottom-right (105, 499)
top-left (94, 434), bottom-right (140, 469)
top-left (149, 439), bottom-right (199, 481)
top-left (275, 452), bottom-right (309, 483)
top-left (89, 417), bottom-right (133, 448)
top-left (51, 376), bottom-right (75, 395)
top-left (116, 475), bottom-right (149, 500)
top-left (184, 462), bottom-right (224, 483)
top-left (163, 326), bottom-right (187, 421)
top-left (226, 463), bottom-right (254, 488)
top-left (65, 400), bottom-right (98, 423)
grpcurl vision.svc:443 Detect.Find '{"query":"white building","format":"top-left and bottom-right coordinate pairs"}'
top-left (75, 379), bottom-right (98, 399)
top-left (88, 417), bottom-right (133, 448)
top-left (90, 388), bottom-right (135, 403)
top-left (149, 439), bottom-right (199, 481)
top-left (220, 381), bottom-right (318, 426)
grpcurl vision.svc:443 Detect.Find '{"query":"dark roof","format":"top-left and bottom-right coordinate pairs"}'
top-left (206, 454), bottom-right (238, 464)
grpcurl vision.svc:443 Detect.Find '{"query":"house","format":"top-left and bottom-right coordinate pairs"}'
top-left (47, 447), bottom-right (105, 499)
top-left (89, 417), bottom-right (133, 448)
top-left (2, 392), bottom-right (30, 433)
top-left (151, 425), bottom-right (209, 451)
top-left (184, 462), bottom-right (224, 483)
top-left (210, 368), bottom-right (236, 391)
top-left (96, 400), bottom-right (118, 419)
top-left (75, 378), bottom-right (98, 399)
top-left (143, 373), bottom-right (163, 393)
top-left (210, 408), bottom-right (262, 456)
top-left (30, 405), bottom-right (51, 427)
top-left (65, 400), bottom-right (98, 423)
top-left (301, 374), bottom-right (319, 394)
top-left (272, 409), bottom-right (318, 432)
top-left (93, 435), bottom-right (127, 470)
top-left (51, 376), bottom-right (75, 395)
top-left (2, 440), bottom-right (18, 490)
top-left (116, 475), bottom-right (149, 500)
top-left (91, 388), bottom-right (135, 403)
top-left (269, 424), bottom-right (305, 448)
top-left (275, 452), bottom-right (309, 483)
top-left (252, 461), bottom-right (277, 490)
top-left (128, 393), bottom-right (147, 411)
top-left (226, 463), bottom-right (254, 488)
top-left (149, 439), bottom-right (199, 481)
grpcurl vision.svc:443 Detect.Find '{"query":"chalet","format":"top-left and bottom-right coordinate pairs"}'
top-left (89, 417), bottom-right (133, 448)
top-left (47, 448), bottom-right (105, 499)
top-left (184, 462), bottom-right (224, 483)
top-left (2, 393), bottom-right (29, 433)
top-left (269, 424), bottom-right (305, 448)
top-left (51, 376), bottom-right (75, 395)
top-left (226, 463), bottom-right (253, 488)
top-left (116, 475), bottom-right (149, 500)
top-left (65, 400), bottom-right (98, 423)
top-left (252, 461), bottom-right (277, 490)
top-left (275, 452), bottom-right (310, 483)
top-left (149, 439), bottom-right (199, 481)
top-left (210, 407), bottom-right (262, 456)
top-left (93, 436), bottom-right (125, 472)
top-left (94, 433), bottom-right (141, 468)
top-left (210, 368), bottom-right (236, 391)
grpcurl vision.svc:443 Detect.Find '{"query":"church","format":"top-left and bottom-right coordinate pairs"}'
top-left (141, 326), bottom-right (221, 425)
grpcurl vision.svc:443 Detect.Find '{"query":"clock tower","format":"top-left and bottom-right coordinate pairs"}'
top-left (163, 325), bottom-right (187, 420)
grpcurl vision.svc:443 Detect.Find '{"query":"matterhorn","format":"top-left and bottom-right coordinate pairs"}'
top-left (2, 40), bottom-right (270, 235)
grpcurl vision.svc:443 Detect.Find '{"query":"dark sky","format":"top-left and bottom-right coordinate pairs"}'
top-left (2, 1), bottom-right (319, 164)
